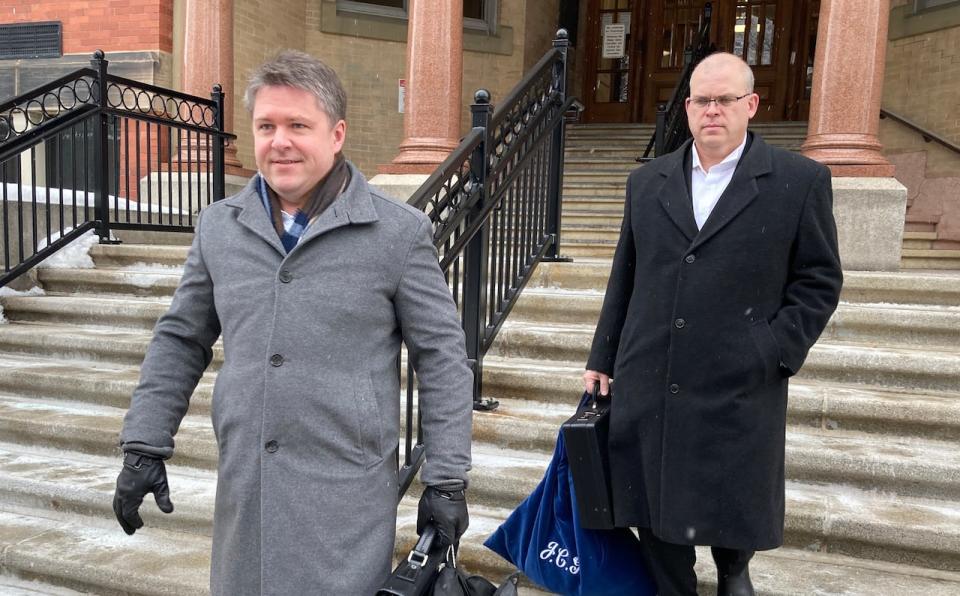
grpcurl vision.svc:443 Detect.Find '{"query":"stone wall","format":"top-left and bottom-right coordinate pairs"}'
top-left (231, 0), bottom-right (309, 171)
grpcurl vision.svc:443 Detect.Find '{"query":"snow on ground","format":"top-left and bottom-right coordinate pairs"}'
top-left (36, 228), bottom-right (100, 269)
top-left (0, 285), bottom-right (45, 323)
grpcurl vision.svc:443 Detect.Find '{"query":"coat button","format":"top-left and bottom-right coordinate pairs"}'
top-left (669, 384), bottom-right (680, 394)
top-left (265, 440), bottom-right (278, 453)
top-left (685, 254), bottom-right (696, 264)
top-left (675, 318), bottom-right (686, 329)
top-left (279, 270), bottom-right (293, 283)
top-left (270, 354), bottom-right (284, 367)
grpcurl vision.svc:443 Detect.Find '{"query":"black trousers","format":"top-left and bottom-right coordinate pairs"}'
top-left (636, 528), bottom-right (754, 596)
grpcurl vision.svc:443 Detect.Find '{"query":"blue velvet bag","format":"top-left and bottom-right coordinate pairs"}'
top-left (483, 397), bottom-right (656, 596)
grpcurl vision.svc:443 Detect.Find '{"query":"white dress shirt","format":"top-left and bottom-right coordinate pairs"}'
top-left (690, 135), bottom-right (748, 230)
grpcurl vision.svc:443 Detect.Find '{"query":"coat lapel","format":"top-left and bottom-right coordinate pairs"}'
top-left (690, 133), bottom-right (773, 251)
top-left (232, 179), bottom-right (287, 257)
top-left (653, 142), bottom-right (699, 243)
top-left (295, 162), bottom-right (379, 250)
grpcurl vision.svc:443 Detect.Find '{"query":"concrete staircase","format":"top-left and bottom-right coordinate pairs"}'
top-left (562, 122), bottom-right (809, 259)
top-left (0, 119), bottom-right (959, 594)
top-left (1, 239), bottom-right (960, 595)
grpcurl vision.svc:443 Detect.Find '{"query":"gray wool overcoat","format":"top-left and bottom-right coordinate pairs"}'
top-left (120, 163), bottom-right (474, 595)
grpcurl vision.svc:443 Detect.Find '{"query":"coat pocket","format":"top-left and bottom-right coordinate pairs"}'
top-left (355, 374), bottom-right (385, 470)
top-left (748, 320), bottom-right (782, 387)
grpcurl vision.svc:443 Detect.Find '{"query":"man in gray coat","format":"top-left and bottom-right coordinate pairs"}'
top-left (112, 51), bottom-right (474, 595)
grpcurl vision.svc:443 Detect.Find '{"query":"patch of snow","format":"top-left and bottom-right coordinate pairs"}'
top-left (0, 285), bottom-right (46, 324)
top-left (35, 228), bottom-right (106, 269)
top-left (2, 183), bottom-right (187, 215)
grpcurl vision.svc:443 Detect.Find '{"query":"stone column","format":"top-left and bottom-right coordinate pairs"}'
top-left (801, 0), bottom-right (906, 272)
top-left (800, 0), bottom-right (893, 177)
top-left (182, 0), bottom-right (243, 172)
top-left (379, 0), bottom-right (464, 175)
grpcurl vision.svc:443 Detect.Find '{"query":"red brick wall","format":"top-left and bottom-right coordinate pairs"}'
top-left (0, 0), bottom-right (173, 54)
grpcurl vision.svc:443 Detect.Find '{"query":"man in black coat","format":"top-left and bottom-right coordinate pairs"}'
top-left (584, 53), bottom-right (843, 595)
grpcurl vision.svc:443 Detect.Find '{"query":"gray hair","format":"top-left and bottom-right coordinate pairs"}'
top-left (243, 50), bottom-right (347, 122)
top-left (692, 52), bottom-right (755, 93)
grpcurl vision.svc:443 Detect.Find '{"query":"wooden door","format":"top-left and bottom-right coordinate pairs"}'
top-left (582, 0), bottom-right (645, 123)
top-left (784, 0), bottom-right (820, 120)
top-left (640, 0), bottom-right (711, 122)
top-left (720, 0), bottom-right (793, 121)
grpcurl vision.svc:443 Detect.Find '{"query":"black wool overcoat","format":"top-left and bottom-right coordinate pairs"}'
top-left (586, 133), bottom-right (843, 551)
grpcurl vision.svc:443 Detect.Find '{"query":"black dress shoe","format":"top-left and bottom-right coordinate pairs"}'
top-left (712, 547), bottom-right (755, 596)
top-left (717, 567), bottom-right (755, 596)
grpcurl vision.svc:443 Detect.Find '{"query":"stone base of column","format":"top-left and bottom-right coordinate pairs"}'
top-left (833, 177), bottom-right (908, 271)
top-left (802, 134), bottom-right (896, 177)
top-left (368, 174), bottom-right (431, 202)
top-left (378, 137), bottom-right (459, 175)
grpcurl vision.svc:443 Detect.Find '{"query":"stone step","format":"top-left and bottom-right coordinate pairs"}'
top-left (561, 173), bottom-right (631, 185)
top-left (903, 230), bottom-right (938, 250)
top-left (0, 293), bottom-right (170, 330)
top-left (88, 243), bottom-right (190, 268)
top-left (902, 249), bottom-right (960, 269)
top-left (560, 196), bottom-right (624, 210)
top-left (559, 211), bottom-right (623, 227)
top-left (3, 326), bottom-right (958, 445)
top-left (557, 226), bottom-right (621, 243)
top-left (557, 242), bottom-right (617, 258)
top-left (2, 423), bottom-right (960, 578)
top-left (3, 370), bottom-right (960, 505)
top-left (37, 266), bottom-right (183, 297)
top-left (506, 292), bottom-right (960, 347)
top-left (6, 490), bottom-right (959, 596)
top-left (561, 181), bottom-right (626, 196)
top-left (484, 326), bottom-right (960, 396)
top-left (529, 261), bottom-right (960, 306)
top-left (0, 575), bottom-right (89, 595)
top-left (0, 501), bottom-right (549, 596)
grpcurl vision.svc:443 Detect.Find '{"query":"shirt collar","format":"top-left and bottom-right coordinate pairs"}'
top-left (691, 134), bottom-right (748, 174)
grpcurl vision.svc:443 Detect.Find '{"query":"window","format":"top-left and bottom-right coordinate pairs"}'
top-left (914, 0), bottom-right (960, 11)
top-left (0, 22), bottom-right (62, 60)
top-left (337, 0), bottom-right (497, 33)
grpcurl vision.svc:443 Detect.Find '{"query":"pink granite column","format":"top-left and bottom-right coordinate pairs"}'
top-left (800, 0), bottom-right (894, 177)
top-left (380, 0), bottom-right (464, 174)
top-left (182, 0), bottom-right (243, 171)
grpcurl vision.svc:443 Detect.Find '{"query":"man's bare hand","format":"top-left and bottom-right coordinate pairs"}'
top-left (583, 370), bottom-right (611, 396)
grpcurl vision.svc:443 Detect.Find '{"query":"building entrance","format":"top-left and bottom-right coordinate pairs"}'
top-left (581, 0), bottom-right (821, 123)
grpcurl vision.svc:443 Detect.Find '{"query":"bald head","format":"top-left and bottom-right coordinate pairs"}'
top-left (684, 52), bottom-right (759, 170)
top-left (691, 53), bottom-right (754, 94)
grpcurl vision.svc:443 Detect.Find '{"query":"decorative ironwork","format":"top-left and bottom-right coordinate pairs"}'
top-left (104, 76), bottom-right (218, 128)
top-left (640, 2), bottom-right (715, 160)
top-left (0, 71), bottom-right (97, 143)
top-left (398, 29), bottom-right (581, 498)
top-left (0, 50), bottom-right (234, 289)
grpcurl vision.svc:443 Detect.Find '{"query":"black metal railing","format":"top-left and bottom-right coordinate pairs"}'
top-left (639, 2), bottom-right (715, 161)
top-left (0, 50), bottom-right (234, 288)
top-left (397, 29), bottom-right (581, 497)
top-left (880, 108), bottom-right (960, 158)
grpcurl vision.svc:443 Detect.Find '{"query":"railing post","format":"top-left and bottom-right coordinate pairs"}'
top-left (543, 28), bottom-right (572, 263)
top-left (465, 89), bottom-right (497, 411)
top-left (91, 50), bottom-right (115, 244)
top-left (211, 84), bottom-right (226, 202)
top-left (655, 104), bottom-right (667, 157)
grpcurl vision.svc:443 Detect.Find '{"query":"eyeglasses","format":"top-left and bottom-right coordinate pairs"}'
top-left (688, 93), bottom-right (751, 108)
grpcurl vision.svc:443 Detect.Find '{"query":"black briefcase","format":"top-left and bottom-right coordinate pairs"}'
top-left (378, 526), bottom-right (444, 596)
top-left (561, 383), bottom-right (615, 530)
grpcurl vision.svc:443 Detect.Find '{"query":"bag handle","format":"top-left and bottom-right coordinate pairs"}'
top-left (591, 381), bottom-right (611, 408)
top-left (407, 525), bottom-right (437, 567)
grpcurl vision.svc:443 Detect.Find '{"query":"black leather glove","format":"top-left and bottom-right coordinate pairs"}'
top-left (417, 486), bottom-right (469, 549)
top-left (112, 450), bottom-right (174, 535)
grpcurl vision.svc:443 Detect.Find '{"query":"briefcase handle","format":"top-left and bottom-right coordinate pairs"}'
top-left (591, 381), bottom-right (612, 409)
